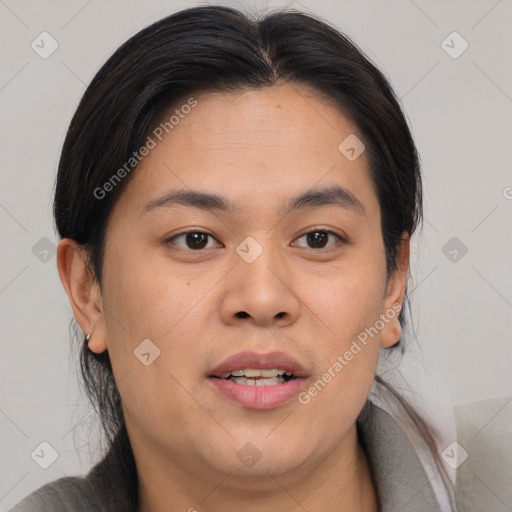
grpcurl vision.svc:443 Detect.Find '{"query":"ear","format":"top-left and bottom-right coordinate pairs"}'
top-left (380, 232), bottom-right (410, 349)
top-left (56, 238), bottom-right (108, 354)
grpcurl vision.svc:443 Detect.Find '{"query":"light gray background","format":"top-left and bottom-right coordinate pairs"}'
top-left (1, 0), bottom-right (511, 509)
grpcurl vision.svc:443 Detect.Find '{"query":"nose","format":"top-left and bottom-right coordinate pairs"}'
top-left (219, 245), bottom-right (300, 328)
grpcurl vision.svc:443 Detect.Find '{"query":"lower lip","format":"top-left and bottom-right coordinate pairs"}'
top-left (208, 377), bottom-right (307, 410)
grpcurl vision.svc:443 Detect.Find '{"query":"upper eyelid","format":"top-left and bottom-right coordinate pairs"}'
top-left (168, 230), bottom-right (223, 247)
top-left (292, 230), bottom-right (343, 246)
top-left (295, 228), bottom-right (343, 238)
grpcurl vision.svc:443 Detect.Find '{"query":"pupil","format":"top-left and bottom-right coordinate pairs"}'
top-left (186, 232), bottom-right (208, 249)
top-left (307, 231), bottom-right (328, 248)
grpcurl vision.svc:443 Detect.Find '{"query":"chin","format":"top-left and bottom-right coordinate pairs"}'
top-left (200, 435), bottom-right (314, 481)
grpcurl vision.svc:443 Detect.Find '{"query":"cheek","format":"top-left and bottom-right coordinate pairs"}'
top-left (302, 259), bottom-right (386, 345)
top-left (100, 245), bottom-right (220, 391)
top-left (296, 274), bottom-right (383, 431)
top-left (102, 243), bottom-right (208, 340)
top-left (99, 255), bottom-right (212, 442)
top-left (295, 257), bottom-right (385, 409)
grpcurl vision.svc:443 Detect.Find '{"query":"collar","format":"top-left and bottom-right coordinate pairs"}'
top-left (357, 401), bottom-right (442, 512)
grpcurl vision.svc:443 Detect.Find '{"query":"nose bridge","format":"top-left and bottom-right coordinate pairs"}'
top-left (220, 235), bottom-right (300, 326)
top-left (236, 236), bottom-right (287, 295)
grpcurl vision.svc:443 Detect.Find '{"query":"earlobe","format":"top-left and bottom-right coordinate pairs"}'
top-left (380, 233), bottom-right (410, 349)
top-left (380, 314), bottom-right (403, 349)
top-left (85, 330), bottom-right (107, 354)
top-left (56, 239), bottom-right (108, 354)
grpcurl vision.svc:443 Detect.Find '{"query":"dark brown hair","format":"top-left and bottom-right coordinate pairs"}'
top-left (54, 5), bottom-right (451, 509)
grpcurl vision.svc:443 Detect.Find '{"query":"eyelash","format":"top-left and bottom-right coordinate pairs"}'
top-left (166, 228), bottom-right (345, 251)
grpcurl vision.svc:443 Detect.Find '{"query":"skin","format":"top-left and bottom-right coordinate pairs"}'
top-left (58, 82), bottom-right (409, 512)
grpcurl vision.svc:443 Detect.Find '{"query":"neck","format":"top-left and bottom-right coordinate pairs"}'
top-left (134, 424), bottom-right (378, 512)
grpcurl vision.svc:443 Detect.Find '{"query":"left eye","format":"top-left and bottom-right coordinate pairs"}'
top-left (169, 231), bottom-right (222, 250)
top-left (293, 230), bottom-right (342, 249)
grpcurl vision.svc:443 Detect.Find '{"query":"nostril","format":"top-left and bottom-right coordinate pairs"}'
top-left (234, 311), bottom-right (286, 319)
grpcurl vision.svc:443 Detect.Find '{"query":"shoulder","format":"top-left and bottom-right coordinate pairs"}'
top-left (357, 401), bottom-right (444, 512)
top-left (454, 396), bottom-right (512, 511)
top-left (8, 476), bottom-right (104, 512)
top-left (9, 430), bottom-right (136, 512)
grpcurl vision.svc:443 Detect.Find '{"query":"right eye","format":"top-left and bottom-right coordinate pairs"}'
top-left (166, 231), bottom-right (223, 251)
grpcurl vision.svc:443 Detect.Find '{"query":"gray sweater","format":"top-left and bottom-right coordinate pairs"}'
top-left (9, 402), bottom-right (445, 512)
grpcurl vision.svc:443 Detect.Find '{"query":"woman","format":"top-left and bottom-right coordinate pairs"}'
top-left (11, 5), bottom-right (455, 511)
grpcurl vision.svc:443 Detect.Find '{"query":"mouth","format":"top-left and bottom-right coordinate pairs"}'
top-left (207, 351), bottom-right (308, 410)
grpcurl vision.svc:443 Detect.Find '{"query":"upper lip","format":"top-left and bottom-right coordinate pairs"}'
top-left (209, 350), bottom-right (308, 378)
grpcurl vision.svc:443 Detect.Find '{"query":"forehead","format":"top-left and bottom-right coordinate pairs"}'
top-left (112, 83), bottom-right (379, 221)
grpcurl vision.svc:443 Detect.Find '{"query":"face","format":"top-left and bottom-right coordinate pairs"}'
top-left (88, 83), bottom-right (404, 486)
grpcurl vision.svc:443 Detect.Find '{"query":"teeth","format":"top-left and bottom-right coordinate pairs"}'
top-left (231, 376), bottom-right (285, 386)
top-left (256, 377), bottom-right (280, 386)
top-left (243, 369), bottom-right (262, 378)
top-left (259, 369), bottom-right (279, 378)
top-left (224, 368), bottom-right (293, 378)
top-left (217, 368), bottom-right (295, 380)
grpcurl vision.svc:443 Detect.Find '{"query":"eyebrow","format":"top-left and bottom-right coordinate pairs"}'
top-left (142, 185), bottom-right (365, 217)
